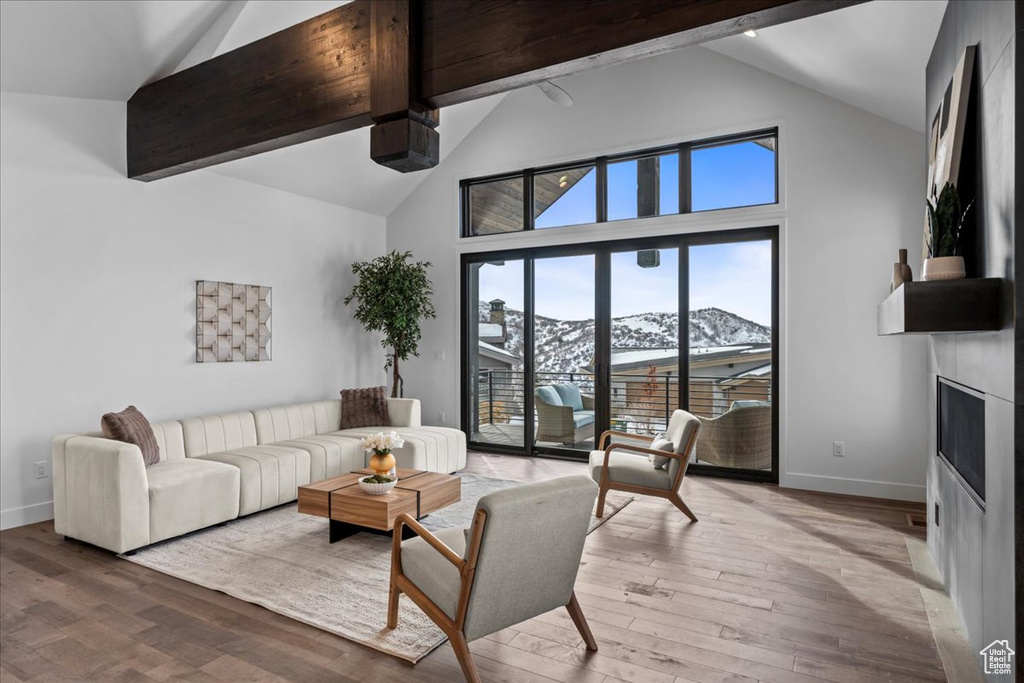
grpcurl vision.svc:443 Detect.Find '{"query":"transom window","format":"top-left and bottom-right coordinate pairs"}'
top-left (461, 129), bottom-right (777, 237)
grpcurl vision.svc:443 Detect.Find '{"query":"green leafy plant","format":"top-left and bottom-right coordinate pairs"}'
top-left (345, 251), bottom-right (436, 398)
top-left (926, 182), bottom-right (974, 258)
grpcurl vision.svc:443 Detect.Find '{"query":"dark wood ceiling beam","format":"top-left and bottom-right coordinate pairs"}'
top-left (369, 0), bottom-right (440, 172)
top-left (127, 2), bottom-right (372, 182)
top-left (419, 0), bottom-right (863, 107)
top-left (127, 0), bottom-right (864, 181)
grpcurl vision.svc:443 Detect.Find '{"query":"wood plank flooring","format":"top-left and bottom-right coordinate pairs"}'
top-left (1, 453), bottom-right (959, 682)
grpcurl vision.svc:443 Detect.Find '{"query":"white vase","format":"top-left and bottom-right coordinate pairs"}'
top-left (922, 256), bottom-right (965, 281)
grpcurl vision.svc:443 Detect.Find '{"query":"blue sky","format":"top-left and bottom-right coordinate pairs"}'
top-left (478, 142), bottom-right (775, 326)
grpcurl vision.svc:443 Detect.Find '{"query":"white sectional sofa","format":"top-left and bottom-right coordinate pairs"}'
top-left (52, 398), bottom-right (466, 553)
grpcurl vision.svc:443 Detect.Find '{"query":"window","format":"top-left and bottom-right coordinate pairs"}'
top-left (466, 176), bottom-right (525, 236)
top-left (534, 165), bottom-right (596, 229)
top-left (607, 152), bottom-right (679, 221)
top-left (460, 128), bottom-right (778, 237)
top-left (691, 137), bottom-right (776, 212)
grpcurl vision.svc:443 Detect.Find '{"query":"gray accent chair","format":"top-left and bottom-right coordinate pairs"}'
top-left (696, 402), bottom-right (772, 470)
top-left (589, 409), bottom-right (701, 522)
top-left (387, 476), bottom-right (599, 682)
top-left (534, 383), bottom-right (595, 446)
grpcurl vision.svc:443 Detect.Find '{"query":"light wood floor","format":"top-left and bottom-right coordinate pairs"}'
top-left (1, 453), bottom-right (954, 683)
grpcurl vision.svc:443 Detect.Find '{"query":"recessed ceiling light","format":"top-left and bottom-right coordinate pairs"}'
top-left (558, 175), bottom-right (568, 188)
top-left (744, 29), bottom-right (758, 38)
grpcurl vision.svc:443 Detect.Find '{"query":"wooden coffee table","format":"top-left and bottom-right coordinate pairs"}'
top-left (297, 469), bottom-right (461, 543)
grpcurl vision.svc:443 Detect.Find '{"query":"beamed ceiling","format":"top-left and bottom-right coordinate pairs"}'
top-left (0, 0), bottom-right (948, 215)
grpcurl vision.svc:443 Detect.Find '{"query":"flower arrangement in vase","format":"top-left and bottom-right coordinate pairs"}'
top-left (359, 431), bottom-right (405, 477)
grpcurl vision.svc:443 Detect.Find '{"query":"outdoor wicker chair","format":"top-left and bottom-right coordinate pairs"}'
top-left (534, 383), bottom-right (595, 446)
top-left (695, 403), bottom-right (772, 470)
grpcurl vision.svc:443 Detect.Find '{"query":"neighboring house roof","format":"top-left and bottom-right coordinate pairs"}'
top-left (478, 341), bottom-right (518, 365)
top-left (470, 167), bottom-right (591, 235)
top-left (720, 362), bottom-right (772, 383)
top-left (598, 343), bottom-right (772, 373)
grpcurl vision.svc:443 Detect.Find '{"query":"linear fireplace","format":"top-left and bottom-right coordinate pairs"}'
top-left (937, 377), bottom-right (985, 506)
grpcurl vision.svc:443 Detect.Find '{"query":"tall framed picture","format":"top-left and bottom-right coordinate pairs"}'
top-left (924, 45), bottom-right (976, 258)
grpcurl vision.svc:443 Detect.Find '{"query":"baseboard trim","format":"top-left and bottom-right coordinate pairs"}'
top-left (1, 500), bottom-right (54, 530)
top-left (783, 473), bottom-right (926, 502)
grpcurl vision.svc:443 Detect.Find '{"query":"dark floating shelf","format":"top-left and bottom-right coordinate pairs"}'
top-left (877, 278), bottom-right (1004, 335)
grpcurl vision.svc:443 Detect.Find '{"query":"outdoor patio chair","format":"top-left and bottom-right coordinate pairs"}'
top-left (695, 403), bottom-right (772, 470)
top-left (534, 383), bottom-right (595, 446)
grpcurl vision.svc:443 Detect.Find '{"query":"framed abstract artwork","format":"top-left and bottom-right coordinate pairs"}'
top-left (196, 280), bottom-right (272, 362)
top-left (924, 45), bottom-right (976, 258)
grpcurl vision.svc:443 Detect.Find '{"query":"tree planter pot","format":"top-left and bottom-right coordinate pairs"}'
top-left (922, 256), bottom-right (965, 281)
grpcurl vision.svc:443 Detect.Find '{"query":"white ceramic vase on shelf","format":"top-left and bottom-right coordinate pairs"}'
top-left (922, 256), bottom-right (966, 281)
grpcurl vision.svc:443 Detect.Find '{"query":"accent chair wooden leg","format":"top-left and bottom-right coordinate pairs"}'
top-left (386, 581), bottom-right (400, 629)
top-left (566, 591), bottom-right (598, 651)
top-left (670, 492), bottom-right (698, 523)
top-left (450, 631), bottom-right (481, 683)
top-left (595, 484), bottom-right (608, 518)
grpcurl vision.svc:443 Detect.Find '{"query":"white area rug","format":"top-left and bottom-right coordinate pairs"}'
top-left (121, 474), bottom-right (632, 662)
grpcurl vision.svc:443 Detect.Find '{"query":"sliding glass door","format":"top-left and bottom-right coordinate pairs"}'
top-left (461, 227), bottom-right (778, 481)
top-left (532, 254), bottom-right (596, 452)
top-left (687, 237), bottom-right (775, 475)
top-left (609, 247), bottom-right (680, 440)
top-left (465, 259), bottom-right (526, 449)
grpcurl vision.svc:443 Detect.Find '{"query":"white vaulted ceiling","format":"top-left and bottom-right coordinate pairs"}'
top-left (704, 0), bottom-right (947, 133)
top-left (1, 0), bottom-right (945, 213)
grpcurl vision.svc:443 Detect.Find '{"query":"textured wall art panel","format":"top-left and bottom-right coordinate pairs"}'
top-left (196, 280), bottom-right (272, 362)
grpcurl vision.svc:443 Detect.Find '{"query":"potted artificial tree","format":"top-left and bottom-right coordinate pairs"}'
top-left (345, 250), bottom-right (436, 397)
top-left (923, 182), bottom-right (973, 281)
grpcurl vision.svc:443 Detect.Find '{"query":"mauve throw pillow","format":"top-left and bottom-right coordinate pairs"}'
top-left (340, 386), bottom-right (391, 429)
top-left (101, 405), bottom-right (160, 466)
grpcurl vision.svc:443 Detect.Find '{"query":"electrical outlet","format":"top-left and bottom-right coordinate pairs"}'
top-left (438, 411), bottom-right (446, 424)
top-left (34, 461), bottom-right (48, 479)
top-left (435, 350), bottom-right (445, 363)
top-left (832, 441), bottom-right (845, 457)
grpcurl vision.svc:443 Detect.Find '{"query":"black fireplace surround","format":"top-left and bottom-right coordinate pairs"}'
top-left (937, 377), bottom-right (986, 505)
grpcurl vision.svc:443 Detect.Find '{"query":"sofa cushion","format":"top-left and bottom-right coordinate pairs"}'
top-left (181, 411), bottom-right (258, 458)
top-left (101, 406), bottom-right (160, 466)
top-left (401, 526), bottom-right (467, 620)
top-left (553, 383), bottom-right (584, 411)
top-left (147, 459), bottom-right (240, 543)
top-left (589, 449), bottom-right (672, 490)
top-left (535, 386), bottom-right (561, 407)
top-left (273, 434), bottom-right (363, 481)
top-left (340, 386), bottom-right (390, 429)
top-left (195, 445), bottom-right (310, 515)
top-left (329, 426), bottom-right (466, 474)
top-left (150, 421), bottom-right (186, 462)
top-left (253, 400), bottom-right (342, 444)
top-left (572, 410), bottom-right (595, 429)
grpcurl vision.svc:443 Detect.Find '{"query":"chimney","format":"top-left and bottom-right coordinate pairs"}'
top-left (489, 299), bottom-right (506, 341)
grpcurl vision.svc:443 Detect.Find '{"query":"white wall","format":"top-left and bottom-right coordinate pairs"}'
top-left (0, 91), bottom-right (386, 529)
top-left (387, 46), bottom-right (930, 500)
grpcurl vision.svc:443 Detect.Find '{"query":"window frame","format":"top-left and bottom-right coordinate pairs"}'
top-left (460, 128), bottom-right (778, 238)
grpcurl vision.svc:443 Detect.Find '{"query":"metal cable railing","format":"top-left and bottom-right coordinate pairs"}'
top-left (473, 368), bottom-right (771, 436)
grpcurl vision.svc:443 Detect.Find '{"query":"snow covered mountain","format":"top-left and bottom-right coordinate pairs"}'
top-left (479, 303), bottom-right (770, 373)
